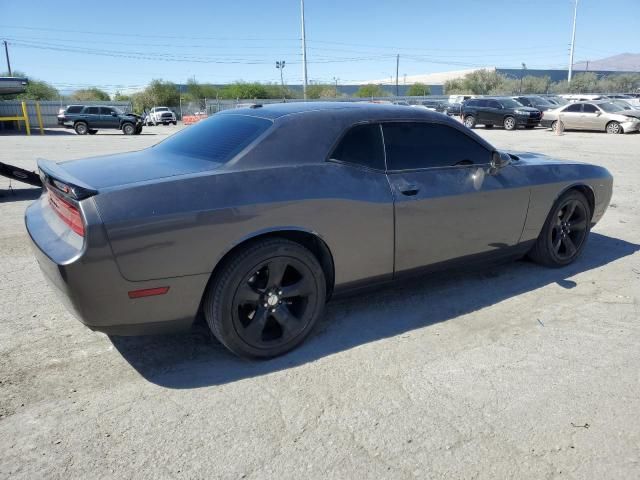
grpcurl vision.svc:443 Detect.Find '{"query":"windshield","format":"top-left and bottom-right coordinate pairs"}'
top-left (156, 107), bottom-right (169, 112)
top-left (530, 96), bottom-right (552, 106)
top-left (500, 98), bottom-right (524, 108)
top-left (154, 114), bottom-right (272, 161)
top-left (598, 102), bottom-right (623, 113)
top-left (113, 107), bottom-right (124, 115)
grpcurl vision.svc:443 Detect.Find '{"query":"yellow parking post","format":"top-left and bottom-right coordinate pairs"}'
top-left (35, 102), bottom-right (44, 135)
top-left (21, 101), bottom-right (31, 136)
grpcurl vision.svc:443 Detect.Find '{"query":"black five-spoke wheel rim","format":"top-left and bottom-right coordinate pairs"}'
top-left (232, 257), bottom-right (317, 349)
top-left (551, 199), bottom-right (588, 260)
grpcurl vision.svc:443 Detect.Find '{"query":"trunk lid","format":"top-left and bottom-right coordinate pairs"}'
top-left (53, 149), bottom-right (219, 190)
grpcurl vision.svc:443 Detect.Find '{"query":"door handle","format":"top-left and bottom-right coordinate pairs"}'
top-left (398, 184), bottom-right (419, 196)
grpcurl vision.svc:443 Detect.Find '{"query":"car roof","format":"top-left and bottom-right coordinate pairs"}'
top-left (218, 101), bottom-right (451, 121)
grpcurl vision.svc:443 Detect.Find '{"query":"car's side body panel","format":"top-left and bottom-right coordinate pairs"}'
top-left (95, 163), bottom-right (395, 287)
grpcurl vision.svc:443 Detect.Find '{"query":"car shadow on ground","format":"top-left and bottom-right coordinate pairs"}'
top-left (111, 232), bottom-right (639, 389)
top-left (0, 187), bottom-right (41, 202)
top-left (0, 128), bottom-right (76, 136)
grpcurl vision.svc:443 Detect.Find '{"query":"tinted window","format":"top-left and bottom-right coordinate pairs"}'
top-left (66, 105), bottom-right (83, 113)
top-left (498, 98), bottom-right (523, 108)
top-left (383, 122), bottom-right (491, 170)
top-left (564, 103), bottom-right (582, 112)
top-left (330, 124), bottom-right (385, 170)
top-left (582, 104), bottom-right (598, 113)
top-left (476, 99), bottom-right (489, 107)
top-left (100, 107), bottom-right (114, 115)
top-left (85, 107), bottom-right (99, 114)
top-left (488, 100), bottom-right (501, 109)
top-left (466, 99), bottom-right (479, 107)
top-left (155, 114), bottom-right (272, 162)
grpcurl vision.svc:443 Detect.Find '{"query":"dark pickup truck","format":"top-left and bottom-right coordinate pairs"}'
top-left (59, 105), bottom-right (143, 135)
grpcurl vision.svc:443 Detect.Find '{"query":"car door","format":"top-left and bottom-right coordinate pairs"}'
top-left (100, 107), bottom-right (119, 128)
top-left (580, 103), bottom-right (604, 130)
top-left (82, 106), bottom-right (101, 128)
top-left (558, 103), bottom-right (582, 129)
top-left (383, 121), bottom-right (530, 273)
top-left (474, 99), bottom-right (490, 124)
top-left (486, 100), bottom-right (503, 125)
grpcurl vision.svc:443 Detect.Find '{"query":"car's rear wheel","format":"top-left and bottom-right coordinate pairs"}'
top-left (88, 129), bottom-right (98, 135)
top-left (122, 123), bottom-right (135, 135)
top-left (74, 122), bottom-right (88, 135)
top-left (463, 115), bottom-right (476, 128)
top-left (528, 190), bottom-right (591, 268)
top-left (551, 121), bottom-right (558, 131)
top-left (503, 116), bottom-right (517, 130)
top-left (606, 121), bottom-right (622, 134)
top-left (204, 238), bottom-right (326, 358)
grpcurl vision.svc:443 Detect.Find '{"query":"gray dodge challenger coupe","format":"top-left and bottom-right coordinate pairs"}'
top-left (26, 102), bottom-right (613, 358)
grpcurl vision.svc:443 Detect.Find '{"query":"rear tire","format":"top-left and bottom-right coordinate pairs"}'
top-left (74, 122), bottom-right (88, 135)
top-left (503, 116), bottom-right (517, 130)
top-left (203, 238), bottom-right (326, 359)
top-left (463, 115), bottom-right (476, 128)
top-left (528, 190), bottom-right (591, 268)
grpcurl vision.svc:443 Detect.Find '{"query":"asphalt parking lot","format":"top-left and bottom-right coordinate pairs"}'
top-left (1, 124), bottom-right (639, 479)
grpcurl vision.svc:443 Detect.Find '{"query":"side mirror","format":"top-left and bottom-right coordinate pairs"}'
top-left (491, 151), bottom-right (511, 171)
top-left (595, 111), bottom-right (602, 116)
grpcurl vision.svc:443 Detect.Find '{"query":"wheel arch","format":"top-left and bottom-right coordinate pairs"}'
top-left (556, 183), bottom-right (596, 221)
top-left (202, 228), bottom-right (336, 309)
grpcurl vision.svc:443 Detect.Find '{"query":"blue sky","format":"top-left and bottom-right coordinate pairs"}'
top-left (1, 0), bottom-right (639, 93)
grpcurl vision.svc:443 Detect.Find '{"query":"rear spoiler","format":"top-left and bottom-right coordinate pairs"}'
top-left (0, 161), bottom-right (43, 187)
top-left (37, 158), bottom-right (98, 200)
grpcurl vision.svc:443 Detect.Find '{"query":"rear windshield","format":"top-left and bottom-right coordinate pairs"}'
top-left (154, 114), bottom-right (272, 162)
top-left (155, 107), bottom-right (169, 111)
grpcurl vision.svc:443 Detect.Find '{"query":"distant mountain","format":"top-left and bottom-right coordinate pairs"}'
top-left (573, 53), bottom-right (640, 72)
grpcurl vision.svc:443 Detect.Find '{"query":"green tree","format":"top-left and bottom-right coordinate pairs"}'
top-left (185, 77), bottom-right (218, 101)
top-left (1, 70), bottom-right (59, 100)
top-left (307, 84), bottom-right (336, 99)
top-left (568, 72), bottom-right (598, 93)
top-left (406, 83), bottom-right (430, 96)
top-left (355, 84), bottom-right (389, 98)
top-left (146, 79), bottom-right (180, 106)
top-left (71, 87), bottom-right (110, 101)
top-left (113, 91), bottom-right (132, 102)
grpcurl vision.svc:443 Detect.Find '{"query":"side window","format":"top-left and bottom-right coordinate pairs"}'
top-left (100, 107), bottom-right (114, 115)
top-left (564, 103), bottom-right (582, 113)
top-left (67, 106), bottom-right (83, 114)
top-left (476, 99), bottom-right (489, 108)
top-left (466, 99), bottom-right (478, 107)
top-left (582, 104), bottom-right (598, 113)
top-left (330, 124), bottom-right (385, 170)
top-left (488, 100), bottom-right (501, 109)
top-left (518, 97), bottom-right (532, 106)
top-left (383, 122), bottom-right (492, 170)
top-left (85, 107), bottom-right (99, 115)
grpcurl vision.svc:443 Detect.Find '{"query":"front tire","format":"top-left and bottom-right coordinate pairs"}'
top-left (503, 116), bottom-right (517, 130)
top-left (463, 115), bottom-right (476, 129)
top-left (204, 238), bottom-right (326, 359)
top-left (528, 190), bottom-right (591, 268)
top-left (606, 121), bottom-right (622, 134)
top-left (122, 123), bottom-right (135, 135)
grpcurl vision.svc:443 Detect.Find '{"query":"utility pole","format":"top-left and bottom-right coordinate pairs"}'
top-left (3, 41), bottom-right (11, 76)
top-left (395, 54), bottom-right (400, 96)
top-left (276, 60), bottom-right (286, 99)
top-left (333, 77), bottom-right (339, 97)
top-left (520, 62), bottom-right (527, 94)
top-left (300, 0), bottom-right (308, 100)
top-left (568, 0), bottom-right (579, 83)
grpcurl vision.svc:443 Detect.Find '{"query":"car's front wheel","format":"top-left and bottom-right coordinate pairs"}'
top-left (122, 123), bottom-right (135, 135)
top-left (204, 238), bottom-right (326, 358)
top-left (463, 115), bottom-right (476, 128)
top-left (606, 121), bottom-right (622, 134)
top-left (503, 116), bottom-right (517, 130)
top-left (529, 190), bottom-right (591, 267)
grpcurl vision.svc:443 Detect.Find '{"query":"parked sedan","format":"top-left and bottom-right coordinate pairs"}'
top-left (542, 101), bottom-right (640, 133)
top-left (26, 103), bottom-right (612, 358)
top-left (462, 97), bottom-right (542, 130)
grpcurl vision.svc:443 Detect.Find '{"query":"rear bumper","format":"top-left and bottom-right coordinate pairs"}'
top-left (25, 195), bottom-right (208, 336)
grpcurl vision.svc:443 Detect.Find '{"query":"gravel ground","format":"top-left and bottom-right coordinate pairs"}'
top-left (1, 124), bottom-right (639, 479)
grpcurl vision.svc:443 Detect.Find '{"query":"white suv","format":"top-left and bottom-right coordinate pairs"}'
top-left (147, 107), bottom-right (177, 126)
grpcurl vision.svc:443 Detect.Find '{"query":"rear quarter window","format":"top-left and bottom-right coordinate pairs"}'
top-left (66, 106), bottom-right (83, 114)
top-left (154, 114), bottom-right (272, 162)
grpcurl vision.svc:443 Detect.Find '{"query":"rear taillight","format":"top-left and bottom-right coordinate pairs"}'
top-left (47, 187), bottom-right (85, 236)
